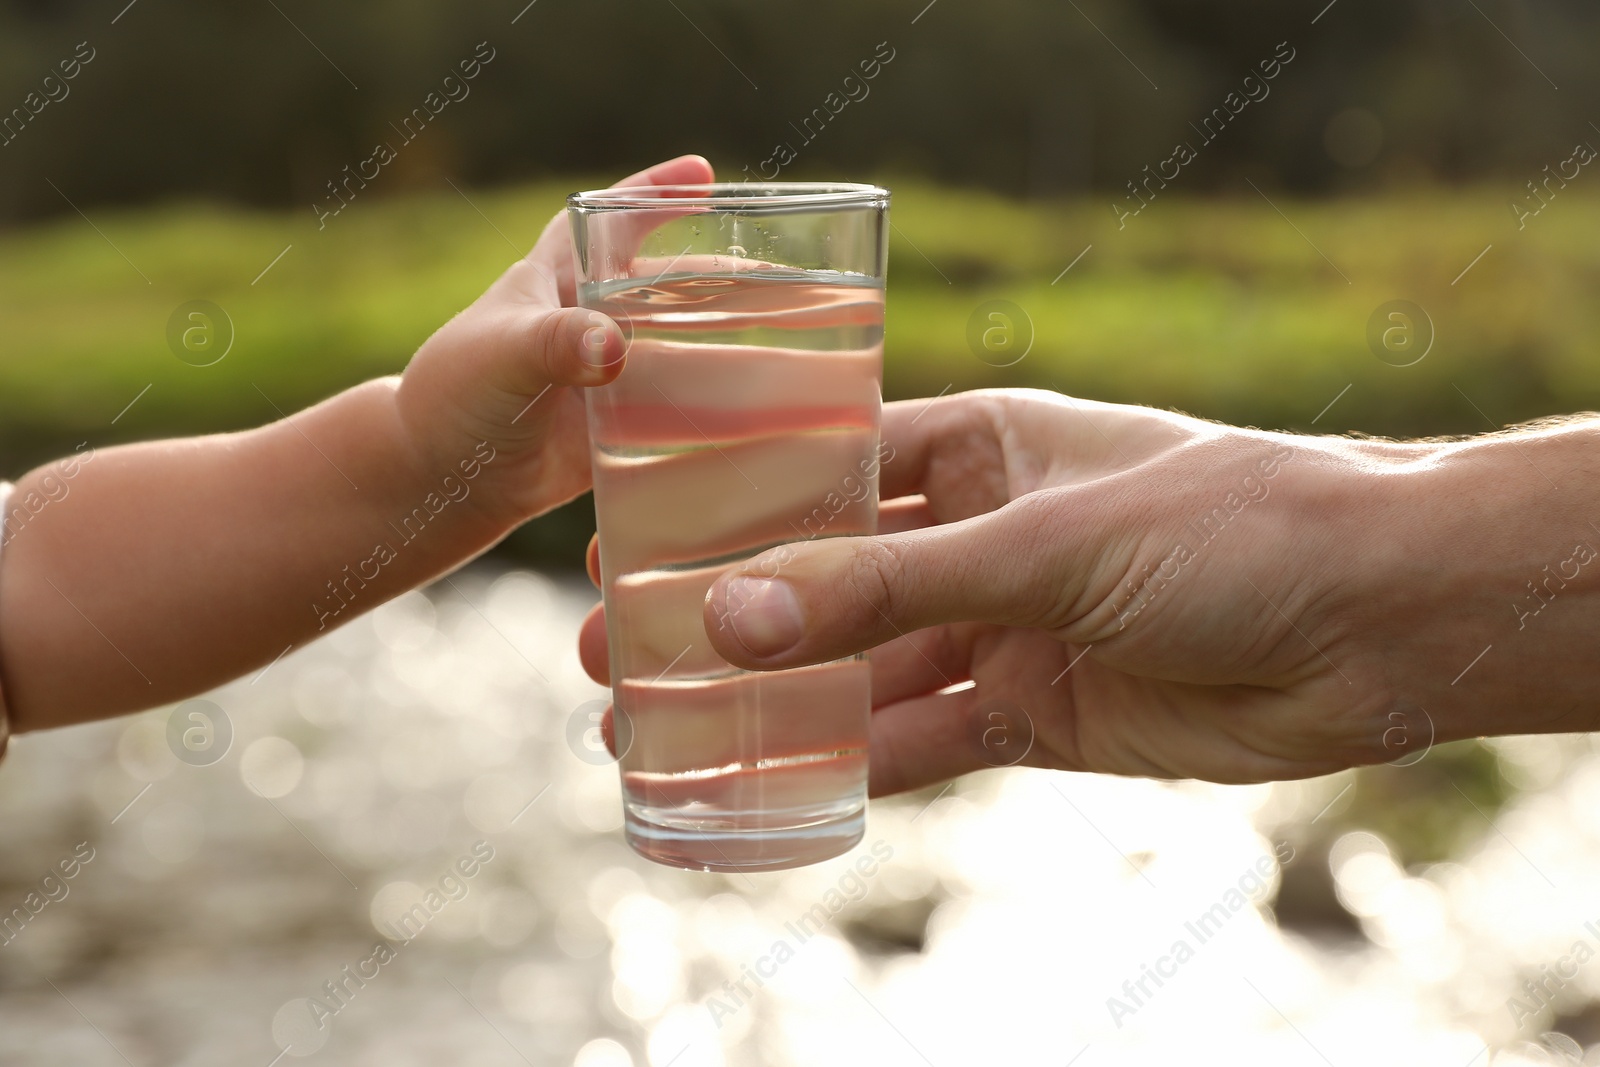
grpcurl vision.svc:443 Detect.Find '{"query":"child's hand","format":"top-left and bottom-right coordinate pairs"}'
top-left (396, 154), bottom-right (714, 529)
top-left (0, 155), bottom-right (713, 732)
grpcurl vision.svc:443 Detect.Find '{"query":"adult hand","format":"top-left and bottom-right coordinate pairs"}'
top-left (583, 388), bottom-right (1600, 794)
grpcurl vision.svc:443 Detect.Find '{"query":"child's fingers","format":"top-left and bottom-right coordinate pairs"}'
top-left (594, 157), bottom-right (717, 274)
top-left (614, 153), bottom-right (714, 189)
top-left (585, 535), bottom-right (601, 589)
top-left (525, 155), bottom-right (717, 307)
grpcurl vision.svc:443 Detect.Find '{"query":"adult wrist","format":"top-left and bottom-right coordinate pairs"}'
top-left (0, 480), bottom-right (12, 762)
top-left (1343, 422), bottom-right (1600, 748)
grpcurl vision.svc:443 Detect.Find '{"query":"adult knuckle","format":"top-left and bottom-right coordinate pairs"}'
top-left (991, 492), bottom-right (1070, 623)
top-left (844, 538), bottom-right (908, 625)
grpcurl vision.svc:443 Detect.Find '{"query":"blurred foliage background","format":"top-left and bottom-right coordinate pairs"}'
top-left (4, 0), bottom-right (1600, 210)
top-left (2, 0), bottom-right (1598, 567)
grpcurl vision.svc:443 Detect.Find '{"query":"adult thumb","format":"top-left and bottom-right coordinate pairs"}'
top-left (702, 491), bottom-right (1087, 670)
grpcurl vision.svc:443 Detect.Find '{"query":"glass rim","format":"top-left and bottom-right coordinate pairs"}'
top-left (567, 181), bottom-right (890, 210)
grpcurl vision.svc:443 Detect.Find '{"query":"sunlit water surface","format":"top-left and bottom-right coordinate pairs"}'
top-left (0, 567), bottom-right (1594, 1066)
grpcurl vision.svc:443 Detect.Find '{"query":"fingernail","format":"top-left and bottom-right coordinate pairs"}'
top-left (724, 577), bottom-right (803, 657)
top-left (583, 327), bottom-right (611, 367)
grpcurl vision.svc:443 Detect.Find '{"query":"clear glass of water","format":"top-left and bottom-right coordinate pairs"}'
top-left (567, 182), bottom-right (890, 872)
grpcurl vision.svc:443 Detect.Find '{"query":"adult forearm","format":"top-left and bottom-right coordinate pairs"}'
top-left (0, 378), bottom-right (510, 732)
top-left (1338, 417), bottom-right (1600, 747)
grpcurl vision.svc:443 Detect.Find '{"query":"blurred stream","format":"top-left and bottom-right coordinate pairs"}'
top-left (2, 565), bottom-right (1597, 1066)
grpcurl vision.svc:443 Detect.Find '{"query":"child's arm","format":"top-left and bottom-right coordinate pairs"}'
top-left (0, 154), bottom-right (713, 735)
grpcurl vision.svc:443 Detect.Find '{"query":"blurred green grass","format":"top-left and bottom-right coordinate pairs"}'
top-left (3, 178), bottom-right (1598, 564)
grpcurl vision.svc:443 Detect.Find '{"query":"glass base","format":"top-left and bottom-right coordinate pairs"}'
top-left (623, 796), bottom-right (865, 873)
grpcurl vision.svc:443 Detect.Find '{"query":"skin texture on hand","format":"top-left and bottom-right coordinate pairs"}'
top-left (0, 155), bottom-right (715, 733)
top-left (579, 388), bottom-right (1600, 795)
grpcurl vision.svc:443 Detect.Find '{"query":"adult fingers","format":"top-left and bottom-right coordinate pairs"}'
top-left (582, 562), bottom-right (978, 703)
top-left (867, 629), bottom-right (1078, 796)
top-left (866, 687), bottom-right (988, 798)
top-left (879, 495), bottom-right (934, 534)
top-left (876, 389), bottom-right (1186, 506)
top-left (866, 683), bottom-right (1063, 797)
top-left (599, 704), bottom-right (619, 759)
top-left (578, 601), bottom-right (609, 686)
top-left (867, 625), bottom-right (979, 708)
top-left (876, 392), bottom-right (1009, 503)
top-left (703, 487), bottom-right (1110, 670)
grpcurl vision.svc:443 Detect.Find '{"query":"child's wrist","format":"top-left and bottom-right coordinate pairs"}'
top-left (380, 376), bottom-right (522, 542)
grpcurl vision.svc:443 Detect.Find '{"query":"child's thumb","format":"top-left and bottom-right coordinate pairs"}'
top-left (505, 305), bottom-right (626, 396)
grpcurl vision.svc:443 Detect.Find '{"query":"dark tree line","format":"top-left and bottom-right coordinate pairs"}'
top-left (0, 0), bottom-right (1595, 221)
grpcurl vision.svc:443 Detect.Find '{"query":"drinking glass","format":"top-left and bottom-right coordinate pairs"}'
top-left (568, 182), bottom-right (890, 872)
